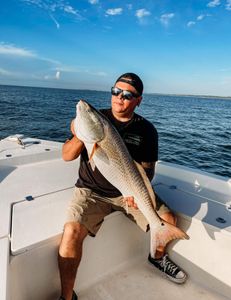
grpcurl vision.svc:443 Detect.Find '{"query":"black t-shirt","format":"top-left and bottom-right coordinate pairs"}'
top-left (76, 108), bottom-right (158, 197)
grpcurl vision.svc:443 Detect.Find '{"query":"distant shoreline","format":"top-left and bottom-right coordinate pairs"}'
top-left (1, 83), bottom-right (231, 100)
top-left (147, 92), bottom-right (231, 100)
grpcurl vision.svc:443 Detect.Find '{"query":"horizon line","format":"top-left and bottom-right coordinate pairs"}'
top-left (1, 83), bottom-right (231, 99)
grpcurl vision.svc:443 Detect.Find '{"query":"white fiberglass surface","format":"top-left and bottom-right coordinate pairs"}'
top-left (78, 259), bottom-right (229, 300)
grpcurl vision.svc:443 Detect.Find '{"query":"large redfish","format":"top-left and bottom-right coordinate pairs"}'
top-left (74, 100), bottom-right (189, 257)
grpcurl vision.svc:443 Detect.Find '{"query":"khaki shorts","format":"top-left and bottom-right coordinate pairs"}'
top-left (66, 187), bottom-right (170, 236)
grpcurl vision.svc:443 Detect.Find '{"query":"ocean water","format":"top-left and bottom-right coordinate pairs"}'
top-left (0, 84), bottom-right (230, 178)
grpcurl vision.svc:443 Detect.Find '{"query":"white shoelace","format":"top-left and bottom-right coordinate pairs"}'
top-left (161, 255), bottom-right (178, 274)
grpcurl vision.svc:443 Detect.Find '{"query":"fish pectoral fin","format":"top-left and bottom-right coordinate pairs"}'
top-left (134, 161), bottom-right (156, 209)
top-left (88, 143), bottom-right (110, 166)
top-left (150, 221), bottom-right (189, 258)
top-left (89, 143), bottom-right (99, 161)
top-left (88, 143), bottom-right (98, 171)
top-left (88, 159), bottom-right (96, 171)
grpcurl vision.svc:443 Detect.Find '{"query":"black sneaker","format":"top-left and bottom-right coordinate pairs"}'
top-left (59, 291), bottom-right (78, 300)
top-left (148, 254), bottom-right (187, 284)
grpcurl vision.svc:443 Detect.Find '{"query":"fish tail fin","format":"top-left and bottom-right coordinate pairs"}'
top-left (150, 221), bottom-right (189, 258)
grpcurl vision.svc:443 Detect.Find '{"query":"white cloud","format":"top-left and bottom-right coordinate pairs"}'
top-left (93, 71), bottom-right (107, 76)
top-left (135, 9), bottom-right (151, 19)
top-left (22, 0), bottom-right (43, 7)
top-left (22, 0), bottom-right (80, 15)
top-left (53, 65), bottom-right (107, 77)
top-left (106, 8), bottom-right (123, 16)
top-left (44, 71), bottom-right (61, 80)
top-left (187, 21), bottom-right (196, 27)
top-left (0, 44), bottom-right (62, 83)
top-left (89, 0), bottom-right (98, 4)
top-left (55, 71), bottom-right (60, 79)
top-left (0, 67), bottom-right (29, 79)
top-left (197, 14), bottom-right (211, 20)
top-left (0, 42), bottom-right (61, 67)
top-left (197, 14), bottom-right (205, 21)
top-left (226, 0), bottom-right (231, 10)
top-left (21, 0), bottom-right (82, 28)
top-left (0, 44), bottom-right (36, 57)
top-left (187, 14), bottom-right (211, 27)
top-left (0, 42), bottom-right (107, 83)
top-left (0, 68), bottom-right (14, 76)
top-left (207, 0), bottom-right (221, 7)
top-left (55, 66), bottom-right (78, 73)
top-left (63, 5), bottom-right (79, 16)
top-left (160, 13), bottom-right (175, 26)
top-left (49, 13), bottom-right (60, 29)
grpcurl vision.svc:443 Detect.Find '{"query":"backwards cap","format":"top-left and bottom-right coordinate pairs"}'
top-left (115, 72), bottom-right (143, 96)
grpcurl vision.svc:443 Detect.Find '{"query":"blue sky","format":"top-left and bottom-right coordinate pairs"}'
top-left (1, 0), bottom-right (231, 96)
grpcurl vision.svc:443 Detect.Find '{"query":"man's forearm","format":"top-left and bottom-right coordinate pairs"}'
top-left (62, 136), bottom-right (84, 161)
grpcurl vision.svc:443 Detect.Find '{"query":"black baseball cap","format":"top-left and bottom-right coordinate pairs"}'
top-left (115, 72), bottom-right (143, 96)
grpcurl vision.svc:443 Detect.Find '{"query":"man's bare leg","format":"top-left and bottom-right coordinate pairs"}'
top-left (58, 222), bottom-right (88, 300)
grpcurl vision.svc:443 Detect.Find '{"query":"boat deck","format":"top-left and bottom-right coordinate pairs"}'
top-left (78, 258), bottom-right (228, 300)
top-left (1, 136), bottom-right (230, 300)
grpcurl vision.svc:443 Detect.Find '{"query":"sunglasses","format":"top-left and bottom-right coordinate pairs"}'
top-left (111, 86), bottom-right (139, 100)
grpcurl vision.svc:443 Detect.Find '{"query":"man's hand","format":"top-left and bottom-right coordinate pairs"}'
top-left (62, 119), bottom-right (84, 161)
top-left (70, 119), bottom-right (83, 143)
top-left (123, 196), bottom-right (138, 210)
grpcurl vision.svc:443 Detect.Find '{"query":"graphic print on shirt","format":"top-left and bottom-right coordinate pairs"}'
top-left (123, 133), bottom-right (143, 146)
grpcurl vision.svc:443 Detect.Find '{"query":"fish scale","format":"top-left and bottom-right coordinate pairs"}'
top-left (97, 127), bottom-right (150, 205)
top-left (75, 100), bottom-right (189, 257)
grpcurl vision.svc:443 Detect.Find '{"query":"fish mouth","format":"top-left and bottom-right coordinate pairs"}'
top-left (78, 99), bottom-right (88, 106)
top-left (77, 99), bottom-right (101, 116)
top-left (78, 99), bottom-right (96, 109)
top-left (76, 99), bottom-right (105, 143)
top-left (77, 99), bottom-right (108, 124)
top-left (77, 99), bottom-right (89, 112)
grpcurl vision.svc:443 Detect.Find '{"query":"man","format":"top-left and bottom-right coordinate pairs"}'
top-left (58, 73), bottom-right (186, 300)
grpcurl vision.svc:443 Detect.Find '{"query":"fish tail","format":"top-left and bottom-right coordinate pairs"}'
top-left (150, 221), bottom-right (189, 258)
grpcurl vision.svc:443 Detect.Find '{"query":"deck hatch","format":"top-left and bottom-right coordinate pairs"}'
top-left (10, 188), bottom-right (74, 255)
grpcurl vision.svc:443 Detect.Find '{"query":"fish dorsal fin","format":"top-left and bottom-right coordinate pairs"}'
top-left (134, 161), bottom-right (156, 209)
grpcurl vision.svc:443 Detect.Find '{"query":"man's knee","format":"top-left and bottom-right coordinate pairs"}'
top-left (63, 222), bottom-right (88, 243)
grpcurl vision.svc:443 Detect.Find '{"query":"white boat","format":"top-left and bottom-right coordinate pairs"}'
top-left (0, 135), bottom-right (230, 300)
